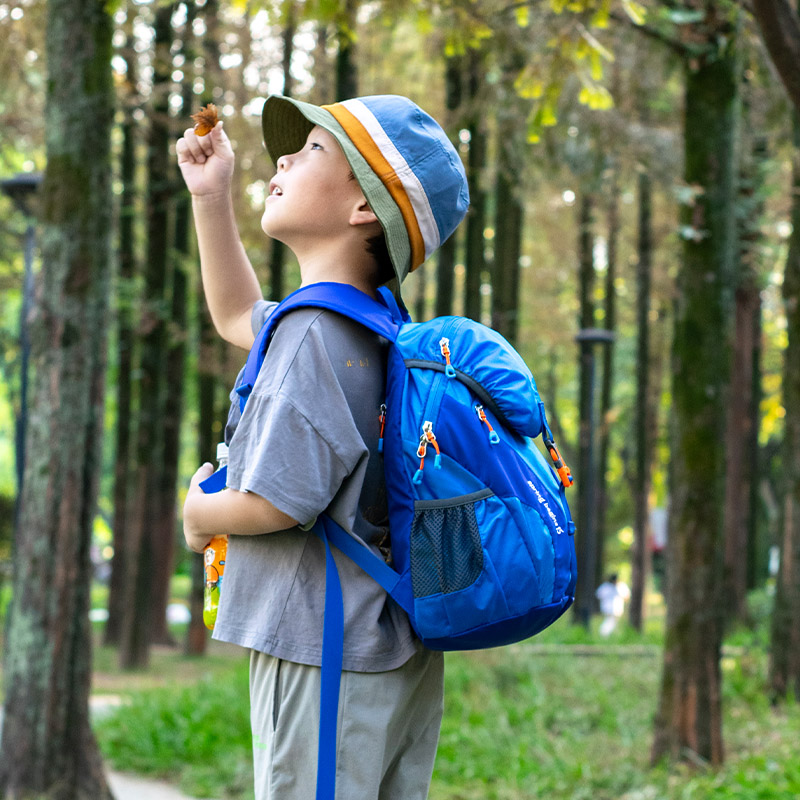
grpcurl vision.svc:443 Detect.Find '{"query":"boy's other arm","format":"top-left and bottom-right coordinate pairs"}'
top-left (177, 123), bottom-right (263, 350)
top-left (183, 463), bottom-right (299, 553)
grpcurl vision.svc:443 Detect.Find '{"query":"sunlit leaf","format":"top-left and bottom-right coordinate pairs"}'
top-left (515, 4), bottom-right (530, 27)
top-left (591, 0), bottom-right (611, 28)
top-left (590, 51), bottom-right (603, 81)
top-left (190, 104), bottom-right (219, 136)
top-left (579, 25), bottom-right (615, 62)
top-left (621, 0), bottom-right (646, 25)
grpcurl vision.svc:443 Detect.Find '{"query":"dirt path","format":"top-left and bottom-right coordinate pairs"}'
top-left (107, 771), bottom-right (213, 800)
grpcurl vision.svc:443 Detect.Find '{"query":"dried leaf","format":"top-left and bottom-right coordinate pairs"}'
top-left (191, 104), bottom-right (219, 136)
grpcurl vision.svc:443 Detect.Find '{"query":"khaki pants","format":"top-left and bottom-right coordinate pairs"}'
top-left (249, 648), bottom-right (444, 800)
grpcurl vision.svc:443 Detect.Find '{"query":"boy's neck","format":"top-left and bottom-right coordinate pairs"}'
top-left (293, 239), bottom-right (379, 298)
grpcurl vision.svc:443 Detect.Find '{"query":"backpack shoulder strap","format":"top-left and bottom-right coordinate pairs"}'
top-left (237, 282), bottom-right (404, 413)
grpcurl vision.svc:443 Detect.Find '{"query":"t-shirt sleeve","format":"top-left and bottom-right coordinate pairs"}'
top-left (252, 298), bottom-right (278, 336)
top-left (225, 310), bottom-right (369, 527)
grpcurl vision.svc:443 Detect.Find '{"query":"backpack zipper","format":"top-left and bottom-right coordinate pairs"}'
top-left (412, 421), bottom-right (442, 484)
top-left (475, 404), bottom-right (501, 444)
top-left (377, 403), bottom-right (387, 453)
top-left (411, 318), bottom-right (464, 485)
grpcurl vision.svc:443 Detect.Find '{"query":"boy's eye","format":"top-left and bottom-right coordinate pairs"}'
top-left (309, 142), bottom-right (323, 150)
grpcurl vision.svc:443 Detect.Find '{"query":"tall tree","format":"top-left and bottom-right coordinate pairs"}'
top-left (188, 0), bottom-right (226, 652)
top-left (491, 51), bottom-right (525, 346)
top-left (0, 0), bottom-right (114, 793)
top-left (105, 12), bottom-right (139, 646)
top-left (436, 52), bottom-right (464, 318)
top-left (269, 0), bottom-right (296, 301)
top-left (723, 126), bottom-right (766, 625)
top-left (463, 48), bottom-right (487, 323)
top-left (750, 0), bottom-right (800, 113)
top-left (119, 1), bottom-right (176, 668)
top-left (595, 166), bottom-right (620, 590)
top-left (630, 168), bottom-right (653, 632)
top-left (651, 4), bottom-right (741, 766)
top-left (573, 191), bottom-right (598, 627)
top-left (335, 0), bottom-right (358, 99)
top-left (769, 115), bottom-right (800, 702)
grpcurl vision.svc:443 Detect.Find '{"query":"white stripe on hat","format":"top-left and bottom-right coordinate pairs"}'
top-left (339, 98), bottom-right (441, 259)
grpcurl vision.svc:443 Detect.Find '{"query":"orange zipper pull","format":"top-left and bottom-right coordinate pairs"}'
top-left (413, 435), bottom-right (428, 484)
top-left (475, 404), bottom-right (500, 444)
top-left (413, 422), bottom-right (442, 484)
top-left (439, 337), bottom-right (456, 378)
top-left (422, 421), bottom-right (442, 469)
top-left (378, 404), bottom-right (387, 453)
top-left (543, 433), bottom-right (574, 488)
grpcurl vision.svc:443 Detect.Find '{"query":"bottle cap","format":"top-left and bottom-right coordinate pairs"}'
top-left (216, 442), bottom-right (229, 464)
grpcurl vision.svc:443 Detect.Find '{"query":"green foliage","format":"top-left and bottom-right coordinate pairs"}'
top-left (95, 661), bottom-right (254, 799)
top-left (93, 622), bottom-right (800, 800)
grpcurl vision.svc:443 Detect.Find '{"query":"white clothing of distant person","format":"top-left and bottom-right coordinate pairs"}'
top-left (595, 576), bottom-right (630, 637)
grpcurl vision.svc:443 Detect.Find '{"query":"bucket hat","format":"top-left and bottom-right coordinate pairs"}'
top-left (261, 94), bottom-right (470, 285)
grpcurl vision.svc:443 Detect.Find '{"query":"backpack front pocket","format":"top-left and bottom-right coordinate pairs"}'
top-left (409, 489), bottom-right (492, 598)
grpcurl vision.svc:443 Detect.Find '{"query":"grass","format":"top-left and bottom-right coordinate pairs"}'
top-left (89, 597), bottom-right (800, 800)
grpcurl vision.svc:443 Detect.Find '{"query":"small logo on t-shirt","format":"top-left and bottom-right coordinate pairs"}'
top-left (346, 358), bottom-right (370, 367)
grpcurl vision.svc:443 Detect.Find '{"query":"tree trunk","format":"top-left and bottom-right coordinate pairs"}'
top-left (186, 0), bottom-right (225, 656)
top-left (746, 293), bottom-right (763, 592)
top-left (149, 10), bottom-right (195, 646)
top-left (0, 0), bottom-right (114, 794)
top-left (269, 3), bottom-right (296, 301)
top-left (768, 115), bottom-right (800, 702)
top-left (651, 34), bottom-right (739, 767)
top-left (105, 19), bottom-right (138, 647)
top-left (335, 0), bottom-right (358, 100)
top-left (722, 284), bottom-right (759, 623)
top-left (464, 50), bottom-right (487, 323)
top-left (435, 54), bottom-right (464, 318)
top-left (595, 170), bottom-right (619, 591)
top-left (574, 192), bottom-right (597, 627)
top-left (491, 120), bottom-right (523, 345)
top-left (750, 0), bottom-right (800, 114)
top-left (119, 2), bottom-right (175, 669)
top-left (723, 127), bottom-right (766, 625)
top-left (630, 170), bottom-right (653, 632)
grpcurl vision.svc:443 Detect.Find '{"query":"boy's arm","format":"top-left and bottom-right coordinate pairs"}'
top-left (177, 123), bottom-right (263, 350)
top-left (183, 463), bottom-right (299, 553)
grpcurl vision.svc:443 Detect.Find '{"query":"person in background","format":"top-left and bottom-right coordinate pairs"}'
top-left (596, 573), bottom-right (631, 637)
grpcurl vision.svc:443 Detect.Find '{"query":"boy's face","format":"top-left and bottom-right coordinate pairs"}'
top-left (261, 125), bottom-right (368, 246)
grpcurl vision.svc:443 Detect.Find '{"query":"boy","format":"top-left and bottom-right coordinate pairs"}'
top-left (176, 95), bottom-right (469, 799)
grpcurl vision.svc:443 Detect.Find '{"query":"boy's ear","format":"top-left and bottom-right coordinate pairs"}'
top-left (349, 196), bottom-right (378, 227)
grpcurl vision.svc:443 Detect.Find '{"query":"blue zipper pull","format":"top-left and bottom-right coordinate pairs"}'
top-left (439, 337), bottom-right (456, 378)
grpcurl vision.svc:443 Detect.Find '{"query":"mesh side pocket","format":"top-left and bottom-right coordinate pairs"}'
top-left (410, 489), bottom-right (491, 598)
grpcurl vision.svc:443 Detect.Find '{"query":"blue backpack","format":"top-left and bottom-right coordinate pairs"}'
top-left (202, 281), bottom-right (577, 799)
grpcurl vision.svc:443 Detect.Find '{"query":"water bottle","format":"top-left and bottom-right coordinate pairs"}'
top-left (203, 443), bottom-right (229, 630)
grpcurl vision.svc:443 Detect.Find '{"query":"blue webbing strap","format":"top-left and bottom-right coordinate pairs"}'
top-left (321, 516), bottom-right (414, 616)
top-left (236, 282), bottom-right (404, 412)
top-left (311, 515), bottom-right (415, 800)
top-left (314, 518), bottom-right (345, 800)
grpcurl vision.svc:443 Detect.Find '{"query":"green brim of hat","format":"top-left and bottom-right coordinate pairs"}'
top-left (261, 95), bottom-right (412, 286)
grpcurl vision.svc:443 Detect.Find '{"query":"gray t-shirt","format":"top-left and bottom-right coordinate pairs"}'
top-left (212, 297), bottom-right (418, 672)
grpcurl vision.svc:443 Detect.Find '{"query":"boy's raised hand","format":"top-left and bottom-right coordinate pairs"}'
top-left (176, 122), bottom-right (235, 197)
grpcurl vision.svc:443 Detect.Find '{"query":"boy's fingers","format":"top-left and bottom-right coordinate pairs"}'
top-left (208, 122), bottom-right (233, 159)
top-left (176, 137), bottom-right (191, 163)
top-left (181, 129), bottom-right (207, 163)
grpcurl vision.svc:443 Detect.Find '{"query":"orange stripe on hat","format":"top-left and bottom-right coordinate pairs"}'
top-left (323, 102), bottom-right (426, 271)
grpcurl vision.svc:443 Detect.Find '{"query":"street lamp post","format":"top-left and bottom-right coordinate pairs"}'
top-left (1, 172), bottom-right (43, 517)
top-left (574, 327), bottom-right (615, 628)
